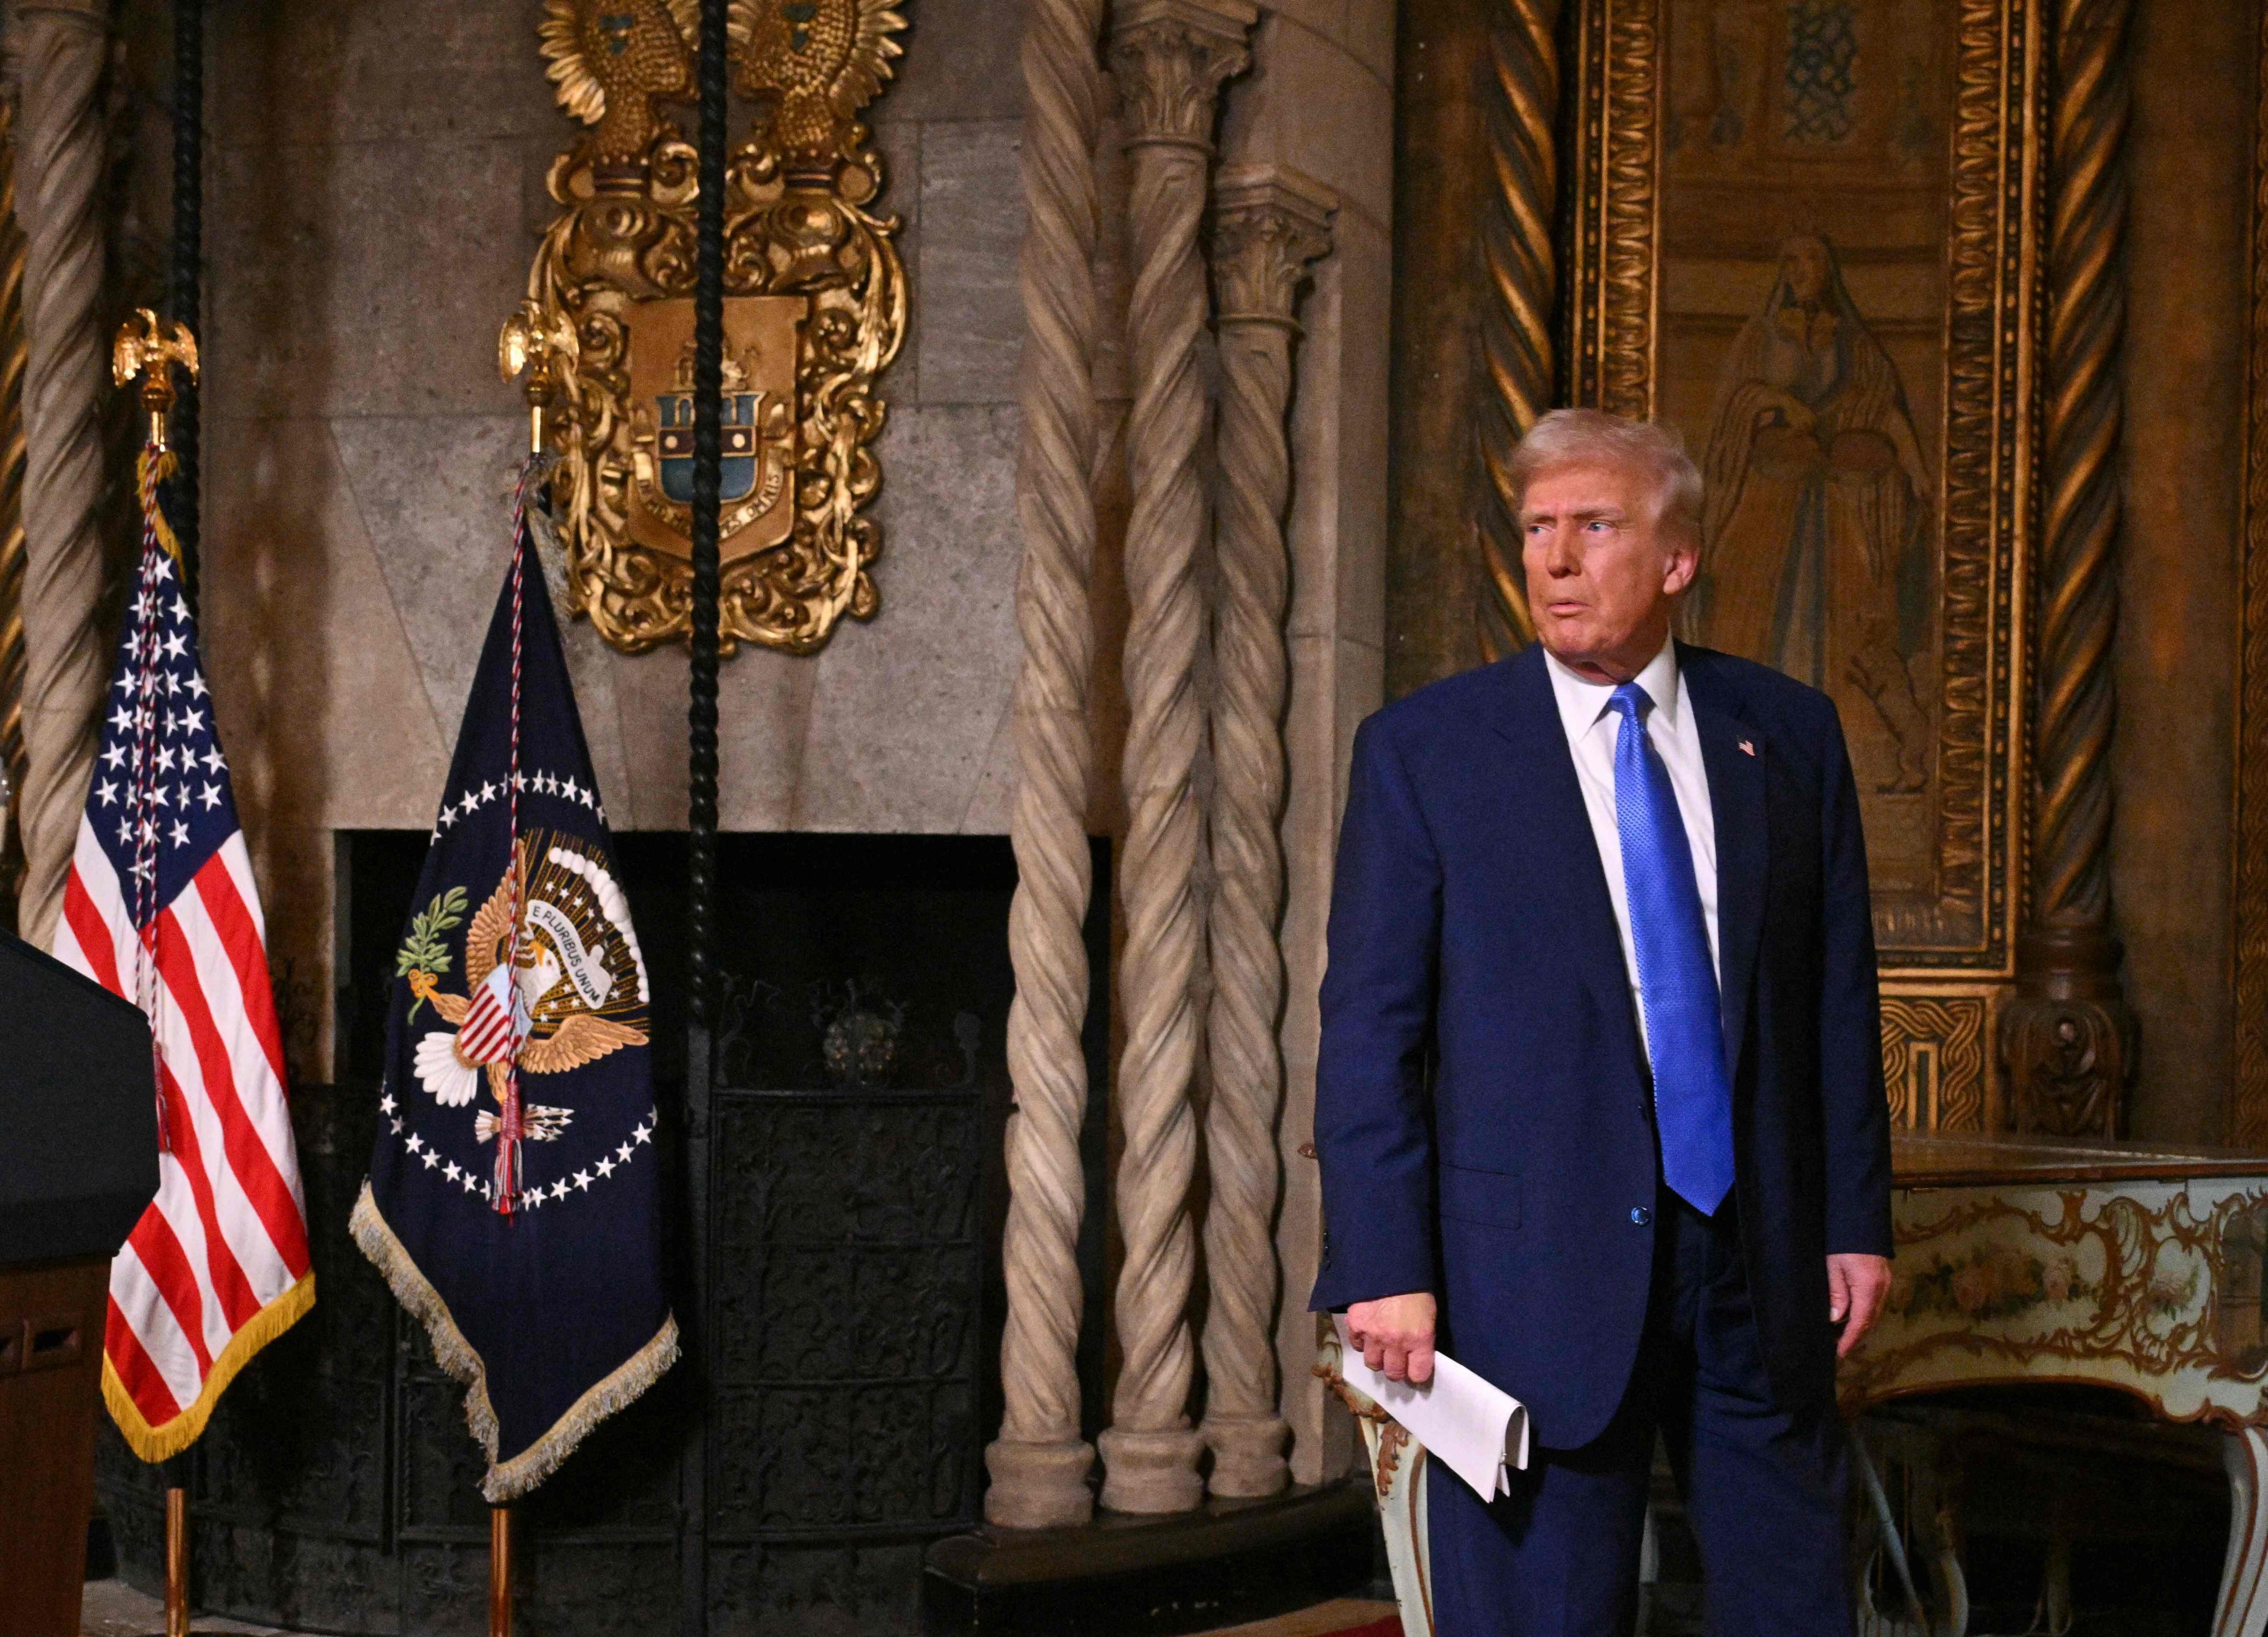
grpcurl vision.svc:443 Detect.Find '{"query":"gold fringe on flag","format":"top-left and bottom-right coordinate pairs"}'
top-left (101, 1271), bottom-right (316, 1463)
top-left (349, 1181), bottom-right (681, 1502)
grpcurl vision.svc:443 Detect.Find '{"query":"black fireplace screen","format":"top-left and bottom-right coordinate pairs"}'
top-left (96, 831), bottom-right (1059, 1636)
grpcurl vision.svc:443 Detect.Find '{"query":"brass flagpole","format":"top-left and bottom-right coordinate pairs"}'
top-left (489, 1505), bottom-right (514, 1637)
top-left (162, 1478), bottom-right (189, 1637)
top-left (111, 309), bottom-right (195, 1637)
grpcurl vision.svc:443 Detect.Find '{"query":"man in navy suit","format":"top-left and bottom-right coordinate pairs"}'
top-left (1312, 409), bottom-right (1894, 1634)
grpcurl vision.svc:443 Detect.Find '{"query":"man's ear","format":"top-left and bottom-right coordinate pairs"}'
top-left (1661, 535), bottom-right (1702, 597)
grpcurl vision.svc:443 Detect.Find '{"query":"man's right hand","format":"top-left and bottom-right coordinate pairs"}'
top-left (1346, 1292), bottom-right (1438, 1385)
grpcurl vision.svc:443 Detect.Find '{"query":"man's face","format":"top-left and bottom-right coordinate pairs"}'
top-left (1520, 459), bottom-right (1697, 679)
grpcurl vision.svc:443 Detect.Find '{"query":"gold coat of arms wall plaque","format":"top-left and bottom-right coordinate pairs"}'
top-left (512, 0), bottom-right (909, 654)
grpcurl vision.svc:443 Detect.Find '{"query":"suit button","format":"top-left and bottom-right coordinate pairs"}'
top-left (1630, 1206), bottom-right (1653, 1226)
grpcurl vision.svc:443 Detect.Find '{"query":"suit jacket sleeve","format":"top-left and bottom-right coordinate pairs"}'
top-left (1816, 699), bottom-right (1895, 1257)
top-left (1309, 715), bottom-right (1443, 1311)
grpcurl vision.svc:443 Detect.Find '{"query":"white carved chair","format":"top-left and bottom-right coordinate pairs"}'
top-left (1316, 1323), bottom-right (1437, 1636)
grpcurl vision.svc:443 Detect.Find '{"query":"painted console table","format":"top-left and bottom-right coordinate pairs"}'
top-left (1319, 1131), bottom-right (2268, 1637)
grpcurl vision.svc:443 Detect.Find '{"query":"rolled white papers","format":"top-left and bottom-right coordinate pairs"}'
top-left (1333, 1313), bottom-right (1532, 1501)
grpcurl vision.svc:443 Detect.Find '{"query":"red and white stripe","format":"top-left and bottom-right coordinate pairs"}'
top-left (457, 963), bottom-right (523, 1067)
top-left (54, 822), bottom-right (312, 1450)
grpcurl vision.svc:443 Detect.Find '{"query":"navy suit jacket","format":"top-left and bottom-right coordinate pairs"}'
top-left (1308, 642), bottom-right (1894, 1449)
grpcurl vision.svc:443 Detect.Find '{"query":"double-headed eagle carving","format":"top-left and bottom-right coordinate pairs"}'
top-left (538, 0), bottom-right (906, 169)
top-left (409, 856), bottom-right (647, 1144)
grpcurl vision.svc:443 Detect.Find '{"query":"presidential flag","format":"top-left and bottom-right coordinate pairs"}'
top-left (53, 447), bottom-right (313, 1460)
top-left (350, 483), bottom-right (677, 1501)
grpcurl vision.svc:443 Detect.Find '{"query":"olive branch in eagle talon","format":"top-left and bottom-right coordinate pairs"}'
top-left (407, 843), bottom-right (648, 1149)
top-left (395, 886), bottom-right (468, 1020)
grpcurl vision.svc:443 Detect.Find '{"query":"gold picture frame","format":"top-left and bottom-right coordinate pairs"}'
top-left (1565, 0), bottom-right (2047, 1127)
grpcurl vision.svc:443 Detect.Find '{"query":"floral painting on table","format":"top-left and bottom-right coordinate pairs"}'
top-left (1842, 1181), bottom-right (2268, 1424)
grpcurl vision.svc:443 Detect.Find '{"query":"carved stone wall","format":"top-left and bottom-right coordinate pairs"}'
top-left (192, 0), bottom-right (1030, 1077)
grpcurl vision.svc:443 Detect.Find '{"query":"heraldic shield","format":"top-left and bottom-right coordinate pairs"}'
top-left (626, 295), bottom-right (802, 560)
top-left (352, 504), bottom-right (678, 1502)
top-left (512, 0), bottom-right (908, 655)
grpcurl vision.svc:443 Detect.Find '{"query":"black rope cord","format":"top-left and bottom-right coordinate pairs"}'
top-left (687, 0), bottom-right (726, 1031)
top-left (168, 0), bottom-right (202, 614)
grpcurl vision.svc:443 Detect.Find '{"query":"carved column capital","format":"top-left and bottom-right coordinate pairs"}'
top-left (1108, 0), bottom-right (1257, 152)
top-left (1210, 166), bottom-right (1337, 329)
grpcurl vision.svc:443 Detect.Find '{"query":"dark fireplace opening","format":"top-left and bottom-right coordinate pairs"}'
top-left (99, 829), bottom-right (1113, 1636)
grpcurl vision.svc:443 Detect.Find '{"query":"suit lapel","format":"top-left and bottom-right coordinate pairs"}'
top-left (1681, 645), bottom-right (1768, 1080)
top-left (1486, 647), bottom-right (1643, 1057)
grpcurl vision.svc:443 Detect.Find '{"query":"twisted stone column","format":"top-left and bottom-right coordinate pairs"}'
top-left (1198, 164), bottom-right (1333, 1501)
top-left (2000, 0), bottom-right (2136, 1136)
top-left (1471, 0), bottom-right (1559, 660)
top-left (985, 0), bottom-right (1106, 1531)
top-left (0, 102), bottom-right (33, 908)
top-left (1100, 0), bottom-right (1252, 1517)
top-left (11, 0), bottom-right (112, 949)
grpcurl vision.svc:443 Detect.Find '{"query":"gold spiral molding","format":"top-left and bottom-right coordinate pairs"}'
top-left (1470, 0), bottom-right (1560, 660)
top-left (2000, 0), bottom-right (2136, 1138)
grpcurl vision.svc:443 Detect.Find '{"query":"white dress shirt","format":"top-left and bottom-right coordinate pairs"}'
top-left (1543, 637), bottom-right (1720, 1063)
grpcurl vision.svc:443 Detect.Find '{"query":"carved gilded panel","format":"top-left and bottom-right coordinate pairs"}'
top-left (1567, 0), bottom-right (2042, 988)
top-left (1881, 992), bottom-right (1992, 1133)
top-left (511, 0), bottom-right (909, 655)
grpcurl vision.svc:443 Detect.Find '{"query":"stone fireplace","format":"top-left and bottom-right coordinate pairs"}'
top-left (97, 830), bottom-right (1109, 1636)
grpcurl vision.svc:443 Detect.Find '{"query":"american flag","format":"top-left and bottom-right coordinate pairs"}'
top-left (50, 452), bottom-right (313, 1461)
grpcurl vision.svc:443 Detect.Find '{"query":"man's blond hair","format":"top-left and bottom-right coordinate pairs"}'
top-left (1506, 408), bottom-right (1704, 543)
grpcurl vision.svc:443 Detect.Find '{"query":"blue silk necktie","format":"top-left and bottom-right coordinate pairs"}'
top-left (1606, 683), bottom-right (1736, 1215)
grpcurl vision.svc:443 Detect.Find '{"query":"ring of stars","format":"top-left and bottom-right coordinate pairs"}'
top-left (432, 766), bottom-right (607, 841)
top-left (378, 1087), bottom-right (656, 1211)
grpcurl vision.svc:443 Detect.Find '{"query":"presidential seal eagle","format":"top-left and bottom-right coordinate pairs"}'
top-left (406, 835), bottom-right (651, 1147)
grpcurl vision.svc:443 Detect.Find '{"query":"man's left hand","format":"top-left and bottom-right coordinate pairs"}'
top-left (1827, 1253), bottom-right (1893, 1358)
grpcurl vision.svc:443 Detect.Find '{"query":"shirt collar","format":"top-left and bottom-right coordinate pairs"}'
top-left (1542, 634), bottom-right (1681, 742)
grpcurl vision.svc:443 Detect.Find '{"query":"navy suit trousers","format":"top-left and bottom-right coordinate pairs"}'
top-left (1426, 1192), bottom-right (1853, 1637)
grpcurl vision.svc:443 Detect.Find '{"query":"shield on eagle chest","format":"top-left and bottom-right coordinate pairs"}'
top-left (626, 295), bottom-right (805, 563)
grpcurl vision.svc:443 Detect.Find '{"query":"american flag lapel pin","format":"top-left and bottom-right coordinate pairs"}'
top-left (1739, 739), bottom-right (1756, 757)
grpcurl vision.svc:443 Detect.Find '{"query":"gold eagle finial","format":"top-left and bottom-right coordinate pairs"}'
top-left (111, 309), bottom-right (199, 452)
top-left (499, 298), bottom-right (581, 454)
